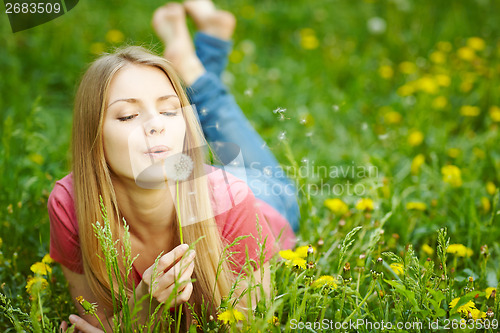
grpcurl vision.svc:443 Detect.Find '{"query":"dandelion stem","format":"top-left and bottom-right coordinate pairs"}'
top-left (175, 180), bottom-right (183, 333)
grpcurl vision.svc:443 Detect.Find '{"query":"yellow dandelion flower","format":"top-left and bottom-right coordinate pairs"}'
top-left (437, 41), bottom-right (452, 52)
top-left (299, 29), bottom-right (319, 50)
top-left (411, 154), bottom-right (425, 175)
top-left (289, 258), bottom-right (307, 269)
top-left (324, 198), bottom-right (349, 215)
top-left (469, 308), bottom-right (486, 320)
top-left (229, 50), bottom-right (244, 64)
top-left (460, 105), bottom-right (481, 117)
top-left (435, 74), bottom-right (451, 87)
top-left (90, 42), bottom-right (105, 55)
top-left (457, 47), bottom-right (476, 61)
top-left (268, 316), bottom-right (279, 325)
top-left (406, 202), bottom-right (427, 211)
top-left (416, 76), bottom-right (438, 94)
top-left (294, 245), bottom-right (316, 258)
top-left (485, 287), bottom-right (496, 299)
top-left (355, 198), bottom-right (374, 211)
top-left (390, 263), bottom-right (404, 276)
top-left (447, 148), bottom-right (461, 158)
top-left (105, 29), bottom-right (124, 44)
top-left (467, 37), bottom-right (486, 51)
top-left (422, 244), bottom-right (434, 256)
top-left (279, 249), bottom-right (298, 261)
top-left (447, 244), bottom-right (473, 257)
top-left (481, 197), bottom-right (491, 212)
top-left (378, 65), bottom-right (394, 79)
top-left (432, 96), bottom-right (448, 110)
top-left (26, 276), bottom-right (48, 294)
top-left (449, 298), bottom-right (476, 315)
top-left (42, 254), bottom-right (54, 265)
top-left (311, 275), bottom-right (337, 289)
top-left (30, 262), bottom-right (52, 275)
top-left (397, 84), bottom-right (414, 96)
top-left (218, 308), bottom-right (245, 324)
top-left (489, 106), bottom-right (500, 122)
top-left (28, 153), bottom-right (44, 165)
top-left (486, 182), bottom-right (496, 196)
top-left (399, 61), bottom-right (417, 74)
top-left (473, 147), bottom-right (486, 159)
top-left (408, 130), bottom-right (424, 147)
top-left (383, 110), bottom-right (402, 125)
top-left (441, 165), bottom-right (462, 187)
top-left (0, 237), bottom-right (2, 248)
top-left (430, 51), bottom-right (446, 64)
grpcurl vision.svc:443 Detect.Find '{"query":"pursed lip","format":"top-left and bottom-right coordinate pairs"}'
top-left (145, 145), bottom-right (171, 158)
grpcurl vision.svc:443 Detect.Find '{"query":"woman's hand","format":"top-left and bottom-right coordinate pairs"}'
top-left (139, 244), bottom-right (196, 308)
top-left (60, 315), bottom-right (104, 333)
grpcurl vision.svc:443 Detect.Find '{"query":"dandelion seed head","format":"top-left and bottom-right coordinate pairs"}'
top-left (164, 153), bottom-right (194, 181)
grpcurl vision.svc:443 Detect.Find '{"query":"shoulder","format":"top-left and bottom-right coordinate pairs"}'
top-left (48, 173), bottom-right (75, 210)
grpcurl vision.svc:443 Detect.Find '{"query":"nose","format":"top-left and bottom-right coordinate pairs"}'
top-left (144, 114), bottom-right (165, 136)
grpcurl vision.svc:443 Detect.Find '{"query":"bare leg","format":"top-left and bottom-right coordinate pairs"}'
top-left (152, 3), bottom-right (205, 86)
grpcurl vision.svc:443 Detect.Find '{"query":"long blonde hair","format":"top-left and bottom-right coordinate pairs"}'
top-left (72, 46), bottom-right (234, 326)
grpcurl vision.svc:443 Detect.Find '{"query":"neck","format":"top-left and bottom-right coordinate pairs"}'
top-left (111, 175), bottom-right (177, 242)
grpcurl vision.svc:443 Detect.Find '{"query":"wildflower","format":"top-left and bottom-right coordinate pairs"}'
top-left (384, 111), bottom-right (402, 124)
top-left (437, 41), bottom-right (452, 52)
top-left (447, 148), bottom-right (461, 158)
top-left (486, 182), bottom-right (496, 195)
top-left (278, 249), bottom-right (297, 261)
top-left (76, 296), bottom-right (98, 315)
top-left (218, 308), bottom-right (245, 324)
top-left (324, 198), bottom-right (348, 215)
top-left (430, 51), bottom-right (446, 64)
top-left (288, 258), bottom-right (306, 269)
top-left (7, 204), bottom-right (13, 214)
top-left (449, 297), bottom-right (476, 316)
top-left (26, 276), bottom-right (48, 294)
top-left (467, 37), bottom-right (486, 51)
top-left (406, 201), bottom-right (427, 211)
top-left (447, 244), bottom-right (473, 257)
top-left (342, 262), bottom-right (352, 282)
top-left (311, 275), bottom-right (337, 289)
top-left (42, 254), bottom-right (54, 265)
top-left (457, 47), bottom-right (476, 61)
top-left (355, 198), bottom-right (374, 211)
top-left (105, 29), bottom-right (124, 44)
top-left (489, 106), bottom-right (500, 122)
top-left (390, 263), bottom-right (404, 276)
top-left (164, 153), bottom-right (193, 181)
top-left (0, 237), bottom-right (2, 248)
top-left (398, 61), bottom-right (417, 74)
top-left (397, 84), bottom-right (414, 96)
top-left (295, 245), bottom-right (316, 258)
top-left (30, 262), bottom-right (52, 275)
top-left (435, 74), bottom-right (451, 87)
top-left (460, 105), bottom-right (481, 117)
top-left (473, 147), bottom-right (486, 159)
top-left (432, 96), bottom-right (448, 109)
top-left (378, 65), bottom-right (394, 79)
top-left (268, 316), bottom-right (279, 325)
top-left (299, 28), bottom-right (319, 50)
top-left (29, 153), bottom-right (44, 165)
top-left (422, 244), bottom-right (434, 256)
top-left (411, 154), bottom-right (425, 175)
top-left (90, 42), bottom-right (105, 55)
top-left (481, 197), bottom-right (491, 212)
top-left (229, 50), bottom-right (243, 63)
top-left (408, 130), bottom-right (424, 147)
top-left (416, 77), bottom-right (438, 94)
top-left (367, 17), bottom-right (386, 35)
top-left (469, 308), bottom-right (486, 320)
top-left (486, 287), bottom-right (496, 299)
top-left (441, 165), bottom-right (462, 187)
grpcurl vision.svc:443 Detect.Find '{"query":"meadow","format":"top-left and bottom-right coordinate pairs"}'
top-left (1, 0), bottom-right (500, 331)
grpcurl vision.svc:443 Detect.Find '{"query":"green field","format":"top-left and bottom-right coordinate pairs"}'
top-left (1, 0), bottom-right (500, 331)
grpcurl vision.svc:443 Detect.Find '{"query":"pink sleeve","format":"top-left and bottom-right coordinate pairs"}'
top-left (47, 180), bottom-right (84, 274)
top-left (216, 179), bottom-right (278, 275)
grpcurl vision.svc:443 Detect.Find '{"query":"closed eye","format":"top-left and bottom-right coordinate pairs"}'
top-left (118, 114), bottom-right (137, 121)
top-left (161, 111), bottom-right (178, 117)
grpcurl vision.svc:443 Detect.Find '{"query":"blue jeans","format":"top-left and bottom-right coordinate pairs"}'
top-left (186, 33), bottom-right (300, 232)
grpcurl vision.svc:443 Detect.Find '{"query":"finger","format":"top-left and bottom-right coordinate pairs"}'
top-left (60, 321), bottom-right (68, 332)
top-left (157, 251), bottom-right (195, 290)
top-left (143, 244), bottom-right (189, 282)
top-left (69, 315), bottom-right (104, 333)
top-left (169, 281), bottom-right (194, 308)
top-left (156, 260), bottom-right (195, 303)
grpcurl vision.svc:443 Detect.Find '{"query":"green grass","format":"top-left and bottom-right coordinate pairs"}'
top-left (1, 0), bottom-right (500, 331)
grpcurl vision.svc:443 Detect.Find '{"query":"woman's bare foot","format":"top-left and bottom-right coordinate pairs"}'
top-left (184, 0), bottom-right (236, 40)
top-left (152, 3), bottom-right (205, 86)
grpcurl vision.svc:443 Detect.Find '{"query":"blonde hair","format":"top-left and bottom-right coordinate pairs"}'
top-left (72, 46), bottom-right (233, 327)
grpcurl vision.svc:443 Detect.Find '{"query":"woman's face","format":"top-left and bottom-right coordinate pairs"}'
top-left (102, 64), bottom-right (187, 186)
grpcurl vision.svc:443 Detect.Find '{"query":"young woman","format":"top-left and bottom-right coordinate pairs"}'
top-left (51, 1), bottom-right (299, 331)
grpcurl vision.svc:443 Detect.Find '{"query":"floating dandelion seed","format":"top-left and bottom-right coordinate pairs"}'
top-left (200, 108), bottom-right (208, 116)
top-left (263, 167), bottom-right (273, 177)
top-left (367, 17), bottom-right (386, 35)
top-left (273, 107), bottom-right (286, 114)
top-left (278, 131), bottom-right (286, 141)
top-left (332, 105), bottom-right (339, 112)
top-left (164, 153), bottom-right (194, 181)
top-left (301, 158), bottom-right (309, 164)
top-left (244, 89), bottom-right (253, 97)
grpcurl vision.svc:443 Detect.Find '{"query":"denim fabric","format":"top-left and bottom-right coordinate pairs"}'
top-left (186, 32), bottom-right (300, 232)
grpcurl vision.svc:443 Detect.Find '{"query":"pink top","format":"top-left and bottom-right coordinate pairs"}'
top-left (48, 168), bottom-right (296, 284)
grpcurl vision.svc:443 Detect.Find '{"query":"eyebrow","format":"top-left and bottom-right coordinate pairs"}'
top-left (107, 94), bottom-right (178, 109)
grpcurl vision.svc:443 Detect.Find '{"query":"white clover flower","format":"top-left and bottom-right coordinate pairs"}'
top-left (164, 153), bottom-right (194, 181)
